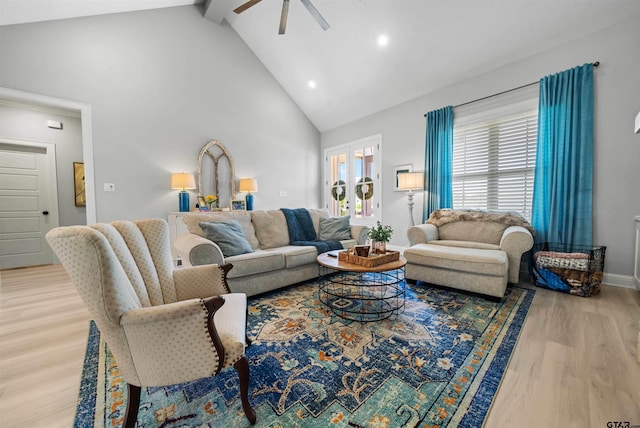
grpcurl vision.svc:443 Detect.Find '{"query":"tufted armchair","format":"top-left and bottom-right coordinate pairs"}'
top-left (46, 218), bottom-right (256, 427)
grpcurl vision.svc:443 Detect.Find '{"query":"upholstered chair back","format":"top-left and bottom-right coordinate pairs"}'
top-left (46, 219), bottom-right (183, 384)
top-left (47, 218), bottom-right (257, 425)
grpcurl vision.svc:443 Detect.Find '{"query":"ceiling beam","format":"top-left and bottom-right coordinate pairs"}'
top-left (203, 0), bottom-right (234, 24)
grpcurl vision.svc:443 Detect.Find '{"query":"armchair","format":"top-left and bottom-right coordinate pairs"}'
top-left (46, 218), bottom-right (256, 427)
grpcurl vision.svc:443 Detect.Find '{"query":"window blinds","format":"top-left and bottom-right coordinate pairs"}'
top-left (452, 86), bottom-right (538, 220)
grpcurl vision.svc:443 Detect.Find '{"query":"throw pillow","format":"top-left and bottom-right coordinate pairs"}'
top-left (250, 210), bottom-right (290, 249)
top-left (184, 212), bottom-right (260, 249)
top-left (319, 216), bottom-right (352, 241)
top-left (358, 226), bottom-right (371, 245)
top-left (199, 220), bottom-right (254, 257)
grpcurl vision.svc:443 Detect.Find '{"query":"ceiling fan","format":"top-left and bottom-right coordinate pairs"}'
top-left (234, 0), bottom-right (330, 35)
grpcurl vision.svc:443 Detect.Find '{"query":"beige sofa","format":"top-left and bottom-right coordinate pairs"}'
top-left (174, 208), bottom-right (368, 296)
top-left (404, 209), bottom-right (534, 300)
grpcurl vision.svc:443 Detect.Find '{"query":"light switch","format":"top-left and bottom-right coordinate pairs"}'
top-left (279, 191), bottom-right (288, 197)
top-left (104, 183), bottom-right (115, 192)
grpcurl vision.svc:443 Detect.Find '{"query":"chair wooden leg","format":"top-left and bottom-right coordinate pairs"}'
top-left (234, 356), bottom-right (256, 425)
top-left (123, 384), bottom-right (141, 428)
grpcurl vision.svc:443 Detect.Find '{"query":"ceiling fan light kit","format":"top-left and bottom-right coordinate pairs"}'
top-left (234, 0), bottom-right (330, 34)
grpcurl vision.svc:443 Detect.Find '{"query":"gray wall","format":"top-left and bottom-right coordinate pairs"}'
top-left (322, 18), bottom-right (640, 279)
top-left (0, 103), bottom-right (86, 226)
top-left (2, 5), bottom-right (638, 279)
top-left (0, 5), bottom-right (321, 221)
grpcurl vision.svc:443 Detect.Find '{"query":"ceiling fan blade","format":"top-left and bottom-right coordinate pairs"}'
top-left (233, 0), bottom-right (263, 14)
top-left (279, 0), bottom-right (290, 34)
top-left (299, 0), bottom-right (330, 31)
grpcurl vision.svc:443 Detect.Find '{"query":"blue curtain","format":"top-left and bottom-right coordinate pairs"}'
top-left (531, 63), bottom-right (594, 245)
top-left (423, 106), bottom-right (454, 222)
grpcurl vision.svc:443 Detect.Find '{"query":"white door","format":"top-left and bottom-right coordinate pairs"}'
top-left (0, 140), bottom-right (59, 269)
top-left (324, 134), bottom-right (381, 226)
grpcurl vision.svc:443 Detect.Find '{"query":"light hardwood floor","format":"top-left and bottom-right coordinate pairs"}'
top-left (1, 264), bottom-right (639, 428)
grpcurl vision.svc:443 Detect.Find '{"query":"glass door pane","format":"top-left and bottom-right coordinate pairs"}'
top-left (327, 151), bottom-right (348, 217)
top-left (353, 146), bottom-right (375, 221)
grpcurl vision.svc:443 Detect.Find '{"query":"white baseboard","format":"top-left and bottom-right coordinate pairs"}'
top-left (603, 273), bottom-right (639, 290)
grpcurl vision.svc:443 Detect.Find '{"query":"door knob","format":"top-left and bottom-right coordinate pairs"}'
top-left (42, 211), bottom-right (49, 215)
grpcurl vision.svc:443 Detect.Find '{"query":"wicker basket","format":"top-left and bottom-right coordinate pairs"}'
top-left (529, 242), bottom-right (606, 297)
top-left (338, 248), bottom-right (400, 267)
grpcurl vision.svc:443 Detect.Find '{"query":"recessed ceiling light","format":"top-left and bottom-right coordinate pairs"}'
top-left (378, 34), bottom-right (389, 47)
top-left (308, 80), bottom-right (317, 89)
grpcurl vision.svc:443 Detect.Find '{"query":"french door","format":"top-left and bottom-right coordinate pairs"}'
top-left (324, 134), bottom-right (381, 226)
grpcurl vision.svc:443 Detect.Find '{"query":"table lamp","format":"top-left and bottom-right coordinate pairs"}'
top-left (397, 171), bottom-right (424, 226)
top-left (239, 178), bottom-right (258, 211)
top-left (171, 172), bottom-right (196, 212)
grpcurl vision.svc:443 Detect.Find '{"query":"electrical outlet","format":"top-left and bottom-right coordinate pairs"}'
top-left (104, 183), bottom-right (115, 192)
top-left (279, 191), bottom-right (288, 197)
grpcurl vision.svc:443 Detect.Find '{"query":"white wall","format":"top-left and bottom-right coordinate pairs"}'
top-left (0, 103), bottom-right (86, 227)
top-left (322, 18), bottom-right (640, 279)
top-left (0, 5), bottom-right (321, 221)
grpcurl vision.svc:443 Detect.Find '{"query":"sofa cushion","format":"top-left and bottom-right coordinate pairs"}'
top-left (225, 250), bottom-right (285, 278)
top-left (199, 220), bottom-right (254, 257)
top-left (404, 244), bottom-right (508, 277)
top-left (340, 238), bottom-right (358, 248)
top-left (184, 212), bottom-right (260, 249)
top-left (250, 210), bottom-right (290, 249)
top-left (437, 222), bottom-right (507, 245)
top-left (319, 216), bottom-right (352, 241)
top-left (428, 240), bottom-right (501, 251)
top-left (307, 208), bottom-right (330, 235)
top-left (267, 245), bottom-right (318, 268)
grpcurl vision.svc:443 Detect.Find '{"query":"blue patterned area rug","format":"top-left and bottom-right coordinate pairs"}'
top-left (75, 280), bottom-right (534, 428)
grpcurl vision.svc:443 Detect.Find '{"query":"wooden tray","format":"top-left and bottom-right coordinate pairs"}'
top-left (338, 249), bottom-right (400, 267)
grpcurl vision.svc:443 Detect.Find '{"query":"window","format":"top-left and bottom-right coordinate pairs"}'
top-left (452, 87), bottom-right (538, 220)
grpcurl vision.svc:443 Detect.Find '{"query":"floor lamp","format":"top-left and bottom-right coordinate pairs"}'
top-left (397, 172), bottom-right (424, 226)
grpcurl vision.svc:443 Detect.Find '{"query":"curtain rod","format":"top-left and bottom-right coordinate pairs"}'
top-left (424, 61), bottom-right (600, 116)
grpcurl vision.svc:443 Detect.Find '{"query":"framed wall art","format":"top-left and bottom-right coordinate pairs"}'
top-left (231, 199), bottom-right (247, 211)
top-left (393, 164), bottom-right (413, 191)
top-left (73, 162), bottom-right (86, 206)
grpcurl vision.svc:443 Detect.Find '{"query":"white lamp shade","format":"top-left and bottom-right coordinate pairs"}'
top-left (397, 172), bottom-right (424, 190)
top-left (239, 178), bottom-right (258, 193)
top-left (171, 172), bottom-right (196, 190)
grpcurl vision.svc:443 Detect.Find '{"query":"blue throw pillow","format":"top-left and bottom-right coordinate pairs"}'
top-left (319, 216), bottom-right (352, 241)
top-left (199, 220), bottom-right (254, 257)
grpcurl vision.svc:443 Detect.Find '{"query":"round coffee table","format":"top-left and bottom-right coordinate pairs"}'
top-left (317, 252), bottom-right (407, 322)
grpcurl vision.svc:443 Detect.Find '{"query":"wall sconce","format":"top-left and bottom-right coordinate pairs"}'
top-left (635, 111), bottom-right (640, 134)
top-left (239, 178), bottom-right (258, 211)
top-left (171, 172), bottom-right (196, 212)
top-left (397, 171), bottom-right (424, 226)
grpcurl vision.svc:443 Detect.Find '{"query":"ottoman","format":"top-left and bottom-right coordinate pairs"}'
top-left (404, 243), bottom-right (509, 300)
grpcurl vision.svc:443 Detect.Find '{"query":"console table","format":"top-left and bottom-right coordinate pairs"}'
top-left (168, 212), bottom-right (189, 263)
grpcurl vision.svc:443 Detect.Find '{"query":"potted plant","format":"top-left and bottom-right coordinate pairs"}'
top-left (367, 221), bottom-right (393, 254)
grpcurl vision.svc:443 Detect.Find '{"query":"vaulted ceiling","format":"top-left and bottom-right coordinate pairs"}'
top-left (2, 0), bottom-right (640, 131)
